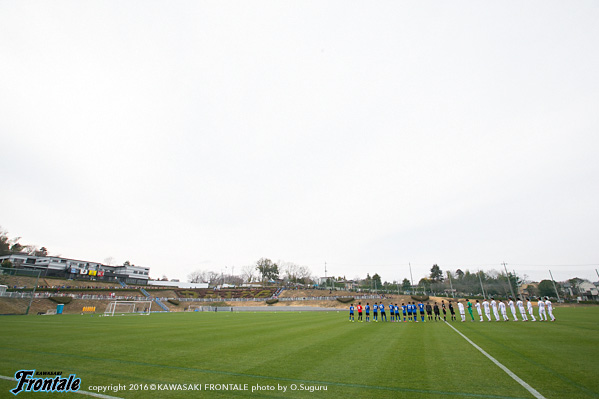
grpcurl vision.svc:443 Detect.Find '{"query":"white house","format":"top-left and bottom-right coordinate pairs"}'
top-left (578, 281), bottom-right (599, 301)
top-left (318, 276), bottom-right (331, 285)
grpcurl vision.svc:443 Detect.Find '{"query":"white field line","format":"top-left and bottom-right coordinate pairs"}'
top-left (0, 375), bottom-right (123, 399)
top-left (444, 322), bottom-right (546, 399)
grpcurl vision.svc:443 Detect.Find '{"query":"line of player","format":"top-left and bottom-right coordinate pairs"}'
top-left (348, 297), bottom-right (556, 323)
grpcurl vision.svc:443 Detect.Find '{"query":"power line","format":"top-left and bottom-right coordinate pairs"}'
top-left (322, 262), bottom-right (598, 267)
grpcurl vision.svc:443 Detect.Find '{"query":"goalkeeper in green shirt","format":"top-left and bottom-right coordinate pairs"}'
top-left (466, 299), bottom-right (475, 321)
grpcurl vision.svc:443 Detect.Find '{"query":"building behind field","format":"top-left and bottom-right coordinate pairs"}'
top-left (0, 254), bottom-right (150, 285)
top-left (577, 281), bottom-right (599, 301)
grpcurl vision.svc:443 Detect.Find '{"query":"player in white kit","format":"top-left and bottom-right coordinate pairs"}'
top-left (482, 299), bottom-right (491, 321)
top-left (526, 298), bottom-right (536, 321)
top-left (490, 298), bottom-right (500, 321)
top-left (508, 298), bottom-right (518, 321)
top-left (475, 300), bottom-right (483, 322)
top-left (499, 300), bottom-right (509, 321)
top-left (545, 297), bottom-right (556, 321)
top-left (457, 301), bottom-right (466, 322)
top-left (516, 298), bottom-right (528, 321)
top-left (538, 299), bottom-right (547, 321)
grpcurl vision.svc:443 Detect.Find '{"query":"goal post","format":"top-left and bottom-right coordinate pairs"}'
top-left (104, 301), bottom-right (152, 316)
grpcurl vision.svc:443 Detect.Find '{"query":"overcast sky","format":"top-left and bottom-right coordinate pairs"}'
top-left (1, 1), bottom-right (598, 283)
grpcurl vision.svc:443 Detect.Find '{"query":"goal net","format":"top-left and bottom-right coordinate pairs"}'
top-left (104, 301), bottom-right (152, 316)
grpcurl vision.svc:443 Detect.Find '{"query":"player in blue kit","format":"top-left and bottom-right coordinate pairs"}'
top-left (373, 302), bottom-right (378, 322)
top-left (380, 303), bottom-right (387, 321)
top-left (418, 302), bottom-right (425, 322)
top-left (365, 303), bottom-right (370, 322)
top-left (389, 303), bottom-right (395, 321)
top-left (349, 304), bottom-right (354, 322)
top-left (402, 303), bottom-right (407, 322)
top-left (395, 304), bottom-right (400, 322)
top-left (410, 302), bottom-right (416, 322)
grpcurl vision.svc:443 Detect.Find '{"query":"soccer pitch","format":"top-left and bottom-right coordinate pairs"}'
top-left (0, 307), bottom-right (598, 399)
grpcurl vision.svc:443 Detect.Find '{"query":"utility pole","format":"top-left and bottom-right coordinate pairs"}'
top-left (409, 263), bottom-right (414, 293)
top-left (502, 262), bottom-right (516, 299)
top-left (478, 270), bottom-right (486, 300)
top-left (447, 271), bottom-right (455, 298)
top-left (324, 262), bottom-right (327, 291)
top-left (595, 269), bottom-right (599, 280)
top-left (549, 270), bottom-right (561, 302)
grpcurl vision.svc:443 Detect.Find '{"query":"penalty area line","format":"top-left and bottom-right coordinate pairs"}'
top-left (444, 322), bottom-right (546, 399)
top-left (0, 375), bottom-right (123, 399)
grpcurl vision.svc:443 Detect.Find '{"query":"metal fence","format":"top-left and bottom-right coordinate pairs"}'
top-left (1, 292), bottom-right (385, 303)
top-left (0, 292), bottom-right (146, 301)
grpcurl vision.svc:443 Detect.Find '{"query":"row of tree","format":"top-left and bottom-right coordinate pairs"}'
top-left (188, 258), bottom-right (314, 286)
top-left (348, 264), bottom-right (565, 298)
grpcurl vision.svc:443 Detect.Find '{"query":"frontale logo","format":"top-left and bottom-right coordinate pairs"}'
top-left (10, 370), bottom-right (81, 395)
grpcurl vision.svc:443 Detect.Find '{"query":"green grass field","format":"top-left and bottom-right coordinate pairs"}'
top-left (0, 307), bottom-right (598, 398)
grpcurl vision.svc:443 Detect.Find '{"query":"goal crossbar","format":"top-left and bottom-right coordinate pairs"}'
top-left (104, 301), bottom-right (152, 316)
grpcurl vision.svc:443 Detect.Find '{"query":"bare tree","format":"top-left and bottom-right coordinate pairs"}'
top-left (241, 265), bottom-right (257, 283)
top-left (23, 245), bottom-right (38, 255)
top-left (297, 266), bottom-right (314, 284)
top-left (278, 260), bottom-right (314, 284)
top-left (225, 274), bottom-right (244, 286)
top-left (187, 270), bottom-right (220, 284)
top-left (188, 270), bottom-right (205, 283)
top-left (279, 261), bottom-right (300, 282)
top-left (206, 271), bottom-right (220, 285)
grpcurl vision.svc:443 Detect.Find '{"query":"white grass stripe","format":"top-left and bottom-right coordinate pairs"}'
top-left (0, 375), bottom-right (123, 399)
top-left (444, 322), bottom-right (546, 399)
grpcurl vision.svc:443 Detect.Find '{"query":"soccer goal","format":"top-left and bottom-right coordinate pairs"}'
top-left (104, 301), bottom-right (152, 316)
